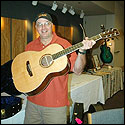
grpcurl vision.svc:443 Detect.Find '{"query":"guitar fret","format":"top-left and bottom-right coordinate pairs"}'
top-left (52, 42), bottom-right (83, 60)
top-left (90, 34), bottom-right (102, 41)
top-left (52, 31), bottom-right (116, 60)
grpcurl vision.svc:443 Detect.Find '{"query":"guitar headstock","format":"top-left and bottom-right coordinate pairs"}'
top-left (100, 28), bottom-right (120, 40)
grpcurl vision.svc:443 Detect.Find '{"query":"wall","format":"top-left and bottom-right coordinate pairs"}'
top-left (92, 1), bottom-right (115, 13)
top-left (1, 1), bottom-right (83, 44)
top-left (114, 1), bottom-right (124, 67)
top-left (83, 1), bottom-right (124, 68)
top-left (1, 1), bottom-right (124, 68)
top-left (1, 17), bottom-right (28, 65)
top-left (84, 14), bottom-right (115, 66)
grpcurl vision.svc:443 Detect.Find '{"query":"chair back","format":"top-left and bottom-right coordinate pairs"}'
top-left (88, 108), bottom-right (124, 124)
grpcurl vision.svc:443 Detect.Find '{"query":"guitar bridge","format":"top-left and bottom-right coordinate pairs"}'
top-left (26, 61), bottom-right (33, 77)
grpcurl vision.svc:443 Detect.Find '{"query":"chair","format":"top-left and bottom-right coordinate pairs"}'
top-left (87, 108), bottom-right (124, 124)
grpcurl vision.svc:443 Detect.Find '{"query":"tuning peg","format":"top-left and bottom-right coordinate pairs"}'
top-left (109, 34), bottom-right (112, 38)
top-left (105, 35), bottom-right (108, 39)
top-left (110, 28), bottom-right (113, 31)
top-left (106, 38), bottom-right (110, 41)
top-left (114, 32), bottom-right (118, 36)
top-left (100, 24), bottom-right (104, 29)
top-left (100, 24), bottom-right (105, 32)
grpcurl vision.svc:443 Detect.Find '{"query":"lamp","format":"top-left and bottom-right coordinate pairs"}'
top-left (68, 6), bottom-right (75, 15)
top-left (80, 10), bottom-right (84, 18)
top-left (51, 1), bottom-right (58, 11)
top-left (32, 1), bottom-right (38, 6)
top-left (62, 4), bottom-right (68, 13)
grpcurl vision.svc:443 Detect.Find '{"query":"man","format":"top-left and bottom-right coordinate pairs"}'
top-left (24, 12), bottom-right (96, 124)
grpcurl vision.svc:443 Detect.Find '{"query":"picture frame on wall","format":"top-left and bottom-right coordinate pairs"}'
top-left (92, 55), bottom-right (101, 70)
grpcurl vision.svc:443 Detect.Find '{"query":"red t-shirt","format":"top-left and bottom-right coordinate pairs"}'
top-left (25, 32), bottom-right (77, 107)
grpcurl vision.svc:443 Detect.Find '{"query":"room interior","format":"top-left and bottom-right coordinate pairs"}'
top-left (1, 1), bottom-right (124, 124)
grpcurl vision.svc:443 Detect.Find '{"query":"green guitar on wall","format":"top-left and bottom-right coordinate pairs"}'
top-left (100, 41), bottom-right (113, 63)
top-left (99, 25), bottom-right (119, 64)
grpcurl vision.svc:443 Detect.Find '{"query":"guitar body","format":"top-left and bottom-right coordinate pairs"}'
top-left (100, 43), bottom-right (113, 63)
top-left (11, 44), bottom-right (69, 96)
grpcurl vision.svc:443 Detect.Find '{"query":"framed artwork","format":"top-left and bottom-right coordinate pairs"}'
top-left (92, 55), bottom-right (101, 70)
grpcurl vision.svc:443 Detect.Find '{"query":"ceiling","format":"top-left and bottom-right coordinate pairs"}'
top-left (38, 1), bottom-right (117, 16)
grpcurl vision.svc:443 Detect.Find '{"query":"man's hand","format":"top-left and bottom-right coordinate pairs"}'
top-left (79, 37), bottom-right (96, 51)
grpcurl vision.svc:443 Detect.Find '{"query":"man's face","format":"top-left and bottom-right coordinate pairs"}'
top-left (35, 18), bottom-right (53, 39)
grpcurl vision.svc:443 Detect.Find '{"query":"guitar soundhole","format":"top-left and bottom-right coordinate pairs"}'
top-left (40, 55), bottom-right (53, 67)
top-left (26, 61), bottom-right (33, 77)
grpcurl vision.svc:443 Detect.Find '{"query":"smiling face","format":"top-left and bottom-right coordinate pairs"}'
top-left (35, 18), bottom-right (53, 41)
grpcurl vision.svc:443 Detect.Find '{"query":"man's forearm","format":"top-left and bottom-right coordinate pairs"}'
top-left (73, 53), bottom-right (86, 75)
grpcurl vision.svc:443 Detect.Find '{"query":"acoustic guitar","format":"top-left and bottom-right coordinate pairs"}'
top-left (11, 28), bottom-right (119, 96)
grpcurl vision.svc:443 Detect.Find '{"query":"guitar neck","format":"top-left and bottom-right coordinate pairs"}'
top-left (52, 34), bottom-right (102, 60)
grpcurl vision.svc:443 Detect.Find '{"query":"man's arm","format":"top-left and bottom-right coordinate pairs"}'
top-left (73, 38), bottom-right (96, 75)
top-left (73, 53), bottom-right (86, 75)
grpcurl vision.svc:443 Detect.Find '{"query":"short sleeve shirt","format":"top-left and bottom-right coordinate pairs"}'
top-left (25, 32), bottom-right (77, 107)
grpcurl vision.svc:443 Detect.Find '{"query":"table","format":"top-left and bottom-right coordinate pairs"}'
top-left (68, 73), bottom-right (105, 121)
top-left (93, 66), bottom-right (123, 100)
top-left (1, 74), bottom-right (105, 124)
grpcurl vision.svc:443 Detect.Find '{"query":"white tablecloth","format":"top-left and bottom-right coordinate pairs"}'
top-left (1, 73), bottom-right (105, 124)
top-left (93, 67), bottom-right (123, 100)
top-left (68, 73), bottom-right (105, 121)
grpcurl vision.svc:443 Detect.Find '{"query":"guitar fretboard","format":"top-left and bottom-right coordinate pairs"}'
top-left (52, 34), bottom-right (102, 60)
